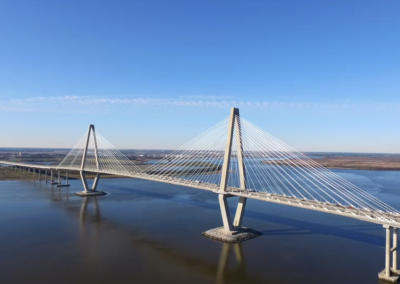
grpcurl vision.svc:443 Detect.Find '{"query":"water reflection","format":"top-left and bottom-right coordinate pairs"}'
top-left (50, 185), bottom-right (69, 202)
top-left (79, 197), bottom-right (101, 225)
top-left (38, 180), bottom-right (383, 284)
top-left (216, 243), bottom-right (245, 284)
top-left (46, 188), bottom-right (252, 283)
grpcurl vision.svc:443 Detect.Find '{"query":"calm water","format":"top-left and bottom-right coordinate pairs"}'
top-left (0, 169), bottom-right (400, 283)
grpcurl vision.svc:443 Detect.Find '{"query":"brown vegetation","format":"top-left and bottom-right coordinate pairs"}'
top-left (262, 156), bottom-right (400, 171)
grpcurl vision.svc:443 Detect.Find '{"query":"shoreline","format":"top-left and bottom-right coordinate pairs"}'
top-left (262, 156), bottom-right (400, 171)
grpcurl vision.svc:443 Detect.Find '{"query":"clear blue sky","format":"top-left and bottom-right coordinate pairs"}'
top-left (0, 0), bottom-right (399, 152)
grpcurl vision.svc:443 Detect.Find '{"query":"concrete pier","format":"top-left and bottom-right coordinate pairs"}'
top-left (50, 170), bottom-right (58, 185)
top-left (57, 171), bottom-right (70, 187)
top-left (378, 225), bottom-right (400, 282)
top-left (202, 226), bottom-right (261, 243)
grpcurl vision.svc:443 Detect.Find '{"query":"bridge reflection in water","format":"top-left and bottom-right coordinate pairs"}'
top-left (216, 243), bottom-right (245, 284)
top-left (45, 188), bottom-right (255, 284)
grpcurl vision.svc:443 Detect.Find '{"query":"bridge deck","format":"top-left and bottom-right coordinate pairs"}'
top-left (1, 160), bottom-right (399, 227)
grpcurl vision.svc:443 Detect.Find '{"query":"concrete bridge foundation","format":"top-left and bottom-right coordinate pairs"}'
top-left (379, 225), bottom-right (400, 282)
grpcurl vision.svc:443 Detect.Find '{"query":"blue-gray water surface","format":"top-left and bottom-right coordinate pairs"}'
top-left (1, 169), bottom-right (399, 284)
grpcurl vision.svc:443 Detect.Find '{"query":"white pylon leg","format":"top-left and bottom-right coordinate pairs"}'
top-left (233, 197), bottom-right (247, 227)
top-left (92, 173), bottom-right (101, 191)
top-left (219, 194), bottom-right (233, 232)
top-left (80, 171), bottom-right (90, 192)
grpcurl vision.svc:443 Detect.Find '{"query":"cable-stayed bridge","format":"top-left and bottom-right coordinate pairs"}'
top-left (0, 108), bottom-right (399, 282)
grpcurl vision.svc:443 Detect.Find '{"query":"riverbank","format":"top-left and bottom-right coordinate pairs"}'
top-left (263, 156), bottom-right (400, 171)
top-left (0, 167), bottom-right (128, 181)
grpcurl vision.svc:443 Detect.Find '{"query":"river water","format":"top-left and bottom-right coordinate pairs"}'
top-left (0, 169), bottom-right (399, 284)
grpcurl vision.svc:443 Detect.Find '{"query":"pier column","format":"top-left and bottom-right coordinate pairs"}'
top-left (38, 170), bottom-right (41, 181)
top-left (392, 228), bottom-right (400, 275)
top-left (58, 170), bottom-right (60, 184)
top-left (50, 170), bottom-right (53, 182)
top-left (92, 173), bottom-right (100, 191)
top-left (386, 226), bottom-right (391, 277)
top-left (233, 197), bottom-right (247, 227)
top-left (66, 171), bottom-right (68, 185)
top-left (379, 225), bottom-right (399, 282)
top-left (45, 170), bottom-right (48, 183)
top-left (219, 194), bottom-right (234, 232)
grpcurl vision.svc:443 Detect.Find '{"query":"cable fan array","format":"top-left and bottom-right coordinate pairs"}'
top-left (146, 115), bottom-right (399, 216)
top-left (57, 130), bottom-right (143, 175)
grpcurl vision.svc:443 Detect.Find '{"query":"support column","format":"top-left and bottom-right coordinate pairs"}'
top-left (233, 197), bottom-right (247, 227)
top-left (38, 170), bottom-right (41, 181)
top-left (218, 194), bottom-right (233, 232)
top-left (379, 225), bottom-right (399, 282)
top-left (57, 171), bottom-right (70, 187)
top-left (77, 171), bottom-right (105, 196)
top-left (80, 171), bottom-right (89, 192)
top-left (50, 169), bottom-right (58, 185)
top-left (92, 173), bottom-right (101, 191)
top-left (45, 170), bottom-right (48, 183)
top-left (392, 228), bottom-right (400, 275)
top-left (386, 227), bottom-right (391, 277)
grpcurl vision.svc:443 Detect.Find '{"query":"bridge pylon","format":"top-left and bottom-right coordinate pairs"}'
top-left (75, 124), bottom-right (106, 197)
top-left (202, 108), bottom-right (261, 243)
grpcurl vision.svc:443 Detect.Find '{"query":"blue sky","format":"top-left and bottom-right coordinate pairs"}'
top-left (0, 0), bottom-right (399, 152)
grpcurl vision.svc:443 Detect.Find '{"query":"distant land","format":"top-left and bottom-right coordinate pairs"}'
top-left (263, 154), bottom-right (400, 171)
top-left (1, 148), bottom-right (399, 175)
